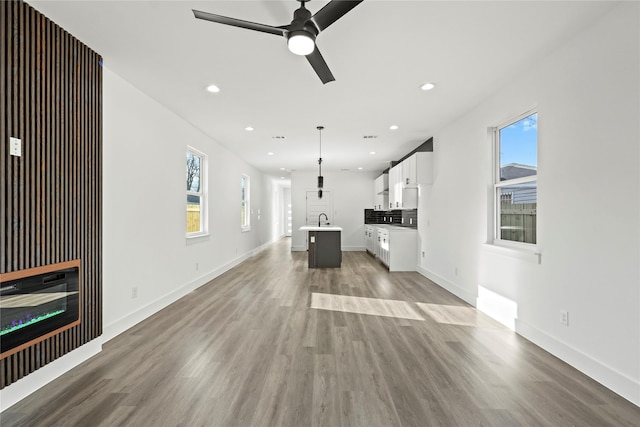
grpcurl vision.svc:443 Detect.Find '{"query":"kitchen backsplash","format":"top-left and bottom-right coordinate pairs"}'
top-left (364, 209), bottom-right (418, 228)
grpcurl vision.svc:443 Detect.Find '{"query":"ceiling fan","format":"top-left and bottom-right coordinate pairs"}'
top-left (192, 0), bottom-right (363, 84)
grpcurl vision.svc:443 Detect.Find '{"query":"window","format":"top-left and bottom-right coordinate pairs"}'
top-left (494, 111), bottom-right (537, 245)
top-left (241, 174), bottom-right (250, 231)
top-left (186, 147), bottom-right (207, 236)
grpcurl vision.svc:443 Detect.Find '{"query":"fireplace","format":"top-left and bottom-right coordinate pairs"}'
top-left (0, 260), bottom-right (80, 358)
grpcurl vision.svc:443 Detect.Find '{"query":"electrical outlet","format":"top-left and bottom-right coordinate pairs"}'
top-left (560, 311), bottom-right (569, 326)
top-left (131, 287), bottom-right (138, 299)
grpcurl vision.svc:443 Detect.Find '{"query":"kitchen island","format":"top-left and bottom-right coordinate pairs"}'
top-left (299, 226), bottom-right (342, 268)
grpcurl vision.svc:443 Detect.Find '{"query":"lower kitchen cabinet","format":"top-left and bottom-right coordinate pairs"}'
top-left (377, 228), bottom-right (390, 266)
top-left (308, 230), bottom-right (342, 268)
top-left (364, 225), bottom-right (376, 254)
top-left (373, 226), bottom-right (418, 272)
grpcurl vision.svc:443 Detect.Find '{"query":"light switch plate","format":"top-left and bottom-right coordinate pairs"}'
top-left (10, 137), bottom-right (22, 157)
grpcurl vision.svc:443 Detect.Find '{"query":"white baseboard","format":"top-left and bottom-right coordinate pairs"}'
top-left (291, 245), bottom-right (365, 252)
top-left (516, 320), bottom-right (640, 407)
top-left (476, 285), bottom-right (518, 330)
top-left (103, 240), bottom-right (274, 342)
top-left (416, 265), bottom-right (476, 306)
top-left (417, 266), bottom-right (639, 407)
top-left (0, 339), bottom-right (102, 412)
top-left (342, 246), bottom-right (365, 251)
top-left (1, 240), bottom-right (278, 413)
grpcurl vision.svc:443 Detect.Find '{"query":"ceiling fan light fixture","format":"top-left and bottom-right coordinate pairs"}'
top-left (287, 31), bottom-right (315, 55)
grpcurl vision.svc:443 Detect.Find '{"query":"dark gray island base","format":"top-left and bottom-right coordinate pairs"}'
top-left (299, 226), bottom-right (343, 268)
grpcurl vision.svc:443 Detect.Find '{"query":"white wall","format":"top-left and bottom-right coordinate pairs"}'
top-left (291, 170), bottom-right (376, 251)
top-left (1, 67), bottom-right (284, 411)
top-left (417, 3), bottom-right (639, 405)
top-left (102, 67), bottom-right (280, 340)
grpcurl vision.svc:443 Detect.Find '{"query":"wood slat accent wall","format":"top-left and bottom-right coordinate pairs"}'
top-left (0, 0), bottom-right (102, 389)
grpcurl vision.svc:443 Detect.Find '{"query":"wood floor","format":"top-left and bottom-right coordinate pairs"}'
top-left (2, 238), bottom-right (638, 426)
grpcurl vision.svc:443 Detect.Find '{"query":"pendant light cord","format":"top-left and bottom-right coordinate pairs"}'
top-left (317, 126), bottom-right (324, 176)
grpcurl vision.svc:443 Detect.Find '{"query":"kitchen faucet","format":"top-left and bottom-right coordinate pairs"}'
top-left (318, 213), bottom-right (328, 227)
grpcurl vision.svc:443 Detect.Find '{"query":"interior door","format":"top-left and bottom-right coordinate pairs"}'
top-left (306, 190), bottom-right (333, 226)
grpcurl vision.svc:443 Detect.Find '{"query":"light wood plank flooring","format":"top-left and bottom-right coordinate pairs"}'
top-left (2, 238), bottom-right (639, 426)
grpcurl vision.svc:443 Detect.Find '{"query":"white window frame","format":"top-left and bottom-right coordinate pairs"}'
top-left (493, 110), bottom-right (538, 249)
top-left (241, 173), bottom-right (250, 231)
top-left (186, 146), bottom-right (208, 238)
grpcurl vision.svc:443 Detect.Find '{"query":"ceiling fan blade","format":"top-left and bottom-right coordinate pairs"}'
top-left (306, 47), bottom-right (335, 84)
top-left (312, 0), bottom-right (363, 32)
top-left (192, 9), bottom-right (286, 37)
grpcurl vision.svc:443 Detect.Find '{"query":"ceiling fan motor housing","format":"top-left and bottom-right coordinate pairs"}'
top-left (287, 5), bottom-right (319, 43)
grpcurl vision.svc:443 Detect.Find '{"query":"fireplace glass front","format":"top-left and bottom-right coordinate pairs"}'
top-left (1, 262), bottom-right (80, 357)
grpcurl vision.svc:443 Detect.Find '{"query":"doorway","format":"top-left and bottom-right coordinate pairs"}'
top-left (306, 190), bottom-right (333, 226)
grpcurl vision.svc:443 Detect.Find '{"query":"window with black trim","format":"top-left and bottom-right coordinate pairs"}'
top-left (495, 111), bottom-right (537, 245)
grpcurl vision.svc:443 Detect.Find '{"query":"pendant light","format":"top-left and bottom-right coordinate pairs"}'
top-left (317, 126), bottom-right (324, 199)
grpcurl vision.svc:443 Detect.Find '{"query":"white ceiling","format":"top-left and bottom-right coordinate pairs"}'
top-left (29, 0), bottom-right (616, 179)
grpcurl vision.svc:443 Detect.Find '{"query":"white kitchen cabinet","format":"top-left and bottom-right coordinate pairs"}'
top-left (381, 226), bottom-right (418, 271)
top-left (402, 152), bottom-right (433, 187)
top-left (372, 180), bottom-right (377, 210)
top-left (383, 152), bottom-right (433, 210)
top-left (373, 173), bottom-right (388, 211)
top-left (402, 154), bottom-right (416, 187)
top-left (389, 163), bottom-right (418, 209)
top-left (377, 227), bottom-right (389, 266)
top-left (389, 228), bottom-right (418, 271)
top-left (364, 225), bottom-right (375, 254)
top-left (388, 164), bottom-right (403, 209)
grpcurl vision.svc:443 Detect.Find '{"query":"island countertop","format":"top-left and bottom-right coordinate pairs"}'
top-left (299, 226), bottom-right (343, 232)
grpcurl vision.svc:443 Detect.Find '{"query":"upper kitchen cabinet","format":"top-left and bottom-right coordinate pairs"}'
top-left (387, 152), bottom-right (433, 209)
top-left (389, 164), bottom-right (403, 209)
top-left (402, 152), bottom-right (433, 187)
top-left (373, 173), bottom-right (389, 211)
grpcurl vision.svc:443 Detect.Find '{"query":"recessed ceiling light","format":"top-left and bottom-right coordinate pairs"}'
top-left (420, 82), bottom-right (435, 91)
top-left (358, 167), bottom-right (363, 170)
top-left (206, 84), bottom-right (220, 93)
top-left (245, 126), bottom-right (254, 131)
top-left (280, 167), bottom-right (285, 171)
top-left (280, 176), bottom-right (285, 179)
top-left (370, 151), bottom-right (376, 155)
top-left (267, 152), bottom-right (274, 156)
top-left (389, 125), bottom-right (399, 130)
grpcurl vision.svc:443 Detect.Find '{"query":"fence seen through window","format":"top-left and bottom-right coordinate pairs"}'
top-left (496, 112), bottom-right (537, 245)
